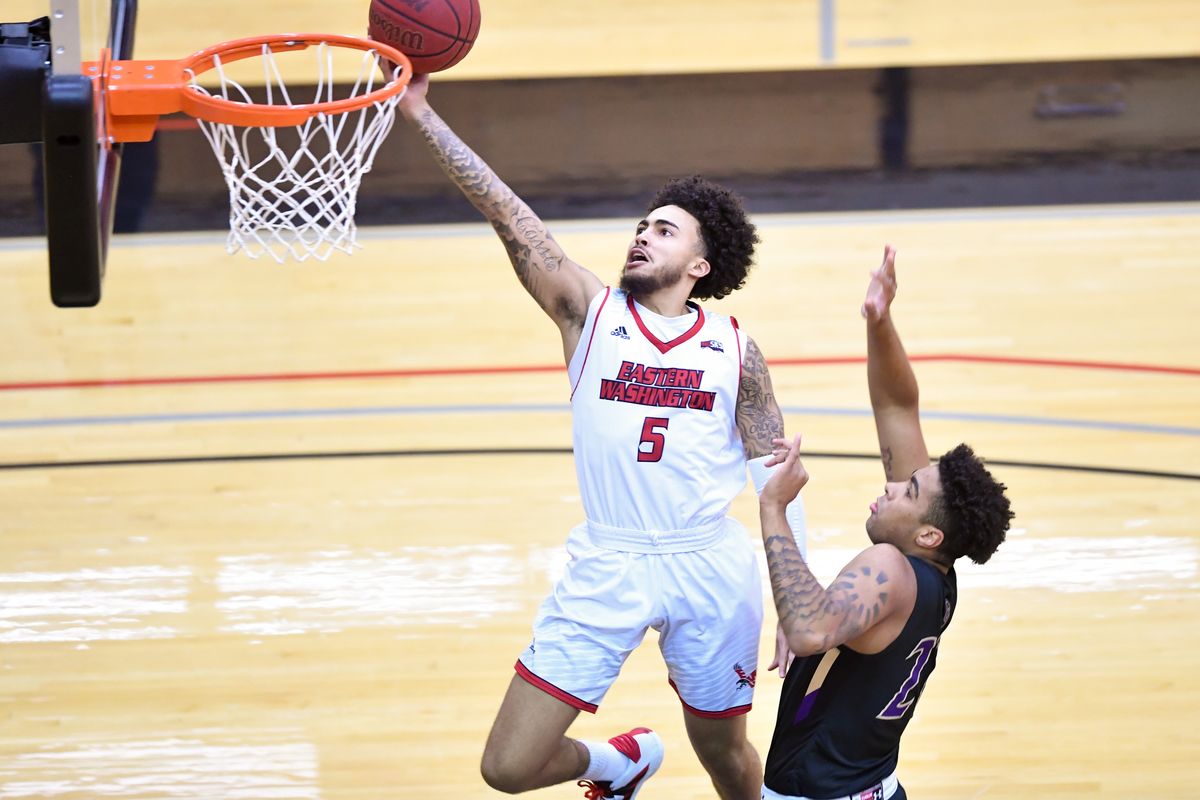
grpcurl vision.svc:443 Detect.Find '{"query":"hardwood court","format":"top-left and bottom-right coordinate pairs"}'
top-left (0, 203), bottom-right (1197, 798)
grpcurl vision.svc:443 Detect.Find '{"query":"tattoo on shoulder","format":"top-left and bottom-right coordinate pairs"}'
top-left (737, 338), bottom-right (784, 458)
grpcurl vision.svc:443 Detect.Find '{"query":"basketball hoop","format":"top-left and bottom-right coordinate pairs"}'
top-left (88, 34), bottom-right (413, 262)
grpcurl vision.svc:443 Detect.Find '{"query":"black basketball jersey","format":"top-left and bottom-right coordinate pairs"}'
top-left (763, 556), bottom-right (957, 797)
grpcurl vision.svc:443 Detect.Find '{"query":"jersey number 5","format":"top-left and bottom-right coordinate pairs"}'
top-left (638, 417), bottom-right (670, 462)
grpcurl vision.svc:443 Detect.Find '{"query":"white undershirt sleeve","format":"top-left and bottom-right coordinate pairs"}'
top-left (747, 454), bottom-right (808, 559)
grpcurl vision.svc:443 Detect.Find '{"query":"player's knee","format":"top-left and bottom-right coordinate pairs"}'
top-left (479, 748), bottom-right (531, 794)
top-left (695, 744), bottom-right (736, 775)
top-left (692, 732), bottom-right (757, 780)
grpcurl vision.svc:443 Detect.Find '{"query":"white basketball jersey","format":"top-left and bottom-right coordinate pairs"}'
top-left (567, 287), bottom-right (748, 533)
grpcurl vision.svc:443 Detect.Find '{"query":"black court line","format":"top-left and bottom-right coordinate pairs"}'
top-left (0, 448), bottom-right (1196, 482)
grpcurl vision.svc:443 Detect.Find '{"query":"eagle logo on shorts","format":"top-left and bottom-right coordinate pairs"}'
top-left (733, 663), bottom-right (756, 689)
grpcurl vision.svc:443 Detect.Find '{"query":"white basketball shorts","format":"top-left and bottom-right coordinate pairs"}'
top-left (515, 517), bottom-right (763, 716)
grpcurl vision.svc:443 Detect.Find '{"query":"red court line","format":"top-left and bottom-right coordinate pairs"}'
top-left (775, 354), bottom-right (1200, 376)
top-left (0, 364), bottom-right (565, 391)
top-left (0, 354), bottom-right (1195, 392)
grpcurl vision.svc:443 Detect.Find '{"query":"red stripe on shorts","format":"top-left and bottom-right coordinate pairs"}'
top-left (668, 677), bottom-right (752, 718)
top-left (514, 661), bottom-right (599, 714)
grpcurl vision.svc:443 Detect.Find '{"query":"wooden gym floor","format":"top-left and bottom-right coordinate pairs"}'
top-left (0, 202), bottom-right (1197, 798)
top-left (3, 0), bottom-right (1199, 797)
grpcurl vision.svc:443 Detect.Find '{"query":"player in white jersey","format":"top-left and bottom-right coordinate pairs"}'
top-left (567, 287), bottom-right (748, 534)
top-left (398, 75), bottom-right (805, 800)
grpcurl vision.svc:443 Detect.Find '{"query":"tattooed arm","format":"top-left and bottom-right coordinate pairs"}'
top-left (759, 435), bottom-right (917, 656)
top-left (863, 246), bottom-right (930, 481)
top-left (739, 335), bottom-right (808, 676)
top-left (736, 336), bottom-right (785, 459)
top-left (398, 76), bottom-right (604, 361)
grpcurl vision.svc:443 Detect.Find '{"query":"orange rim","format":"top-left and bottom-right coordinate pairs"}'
top-left (93, 34), bottom-right (413, 139)
top-left (182, 34), bottom-right (413, 126)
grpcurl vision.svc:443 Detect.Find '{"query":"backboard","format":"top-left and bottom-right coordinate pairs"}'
top-left (0, 0), bottom-right (137, 307)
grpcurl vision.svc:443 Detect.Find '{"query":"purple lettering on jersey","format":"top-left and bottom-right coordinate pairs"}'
top-left (793, 688), bottom-right (821, 724)
top-left (877, 636), bottom-right (939, 720)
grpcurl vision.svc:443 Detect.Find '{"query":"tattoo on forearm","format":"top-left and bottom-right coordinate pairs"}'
top-left (882, 446), bottom-right (895, 480)
top-left (415, 109), bottom-right (566, 308)
top-left (763, 533), bottom-right (828, 645)
top-left (763, 530), bottom-right (892, 651)
top-left (737, 339), bottom-right (785, 458)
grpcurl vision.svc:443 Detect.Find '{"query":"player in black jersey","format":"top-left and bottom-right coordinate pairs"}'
top-left (755, 246), bottom-right (1013, 800)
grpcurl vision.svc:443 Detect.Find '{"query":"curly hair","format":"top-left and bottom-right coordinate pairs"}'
top-left (924, 444), bottom-right (1013, 565)
top-left (647, 176), bottom-right (759, 300)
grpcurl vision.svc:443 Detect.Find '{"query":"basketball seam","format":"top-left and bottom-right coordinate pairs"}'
top-left (372, 0), bottom-right (476, 44)
top-left (464, 0), bottom-right (479, 39)
top-left (441, 0), bottom-right (477, 68)
top-left (444, 21), bottom-right (469, 67)
top-left (397, 39), bottom-right (457, 58)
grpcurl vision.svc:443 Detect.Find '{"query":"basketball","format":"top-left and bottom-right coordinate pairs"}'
top-left (367, 0), bottom-right (481, 74)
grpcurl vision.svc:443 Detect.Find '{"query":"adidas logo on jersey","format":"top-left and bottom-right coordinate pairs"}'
top-left (610, 326), bottom-right (631, 339)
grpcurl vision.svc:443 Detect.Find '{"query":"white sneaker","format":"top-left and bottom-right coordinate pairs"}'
top-left (576, 727), bottom-right (664, 799)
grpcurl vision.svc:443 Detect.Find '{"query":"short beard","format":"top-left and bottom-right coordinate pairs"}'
top-left (619, 263), bottom-right (686, 297)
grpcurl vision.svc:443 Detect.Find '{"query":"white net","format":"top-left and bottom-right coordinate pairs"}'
top-left (187, 42), bottom-right (404, 262)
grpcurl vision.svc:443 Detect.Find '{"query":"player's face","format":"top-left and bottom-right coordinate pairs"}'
top-left (619, 205), bottom-right (706, 297)
top-left (865, 463), bottom-right (942, 548)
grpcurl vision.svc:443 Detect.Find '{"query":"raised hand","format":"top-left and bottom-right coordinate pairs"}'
top-left (767, 623), bottom-right (796, 678)
top-left (761, 434), bottom-right (808, 508)
top-left (396, 72), bottom-right (431, 118)
top-left (861, 245), bottom-right (898, 322)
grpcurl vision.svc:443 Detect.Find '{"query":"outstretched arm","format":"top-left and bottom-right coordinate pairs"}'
top-left (398, 76), bottom-right (604, 361)
top-left (863, 246), bottom-right (930, 481)
top-left (759, 435), bottom-right (915, 656)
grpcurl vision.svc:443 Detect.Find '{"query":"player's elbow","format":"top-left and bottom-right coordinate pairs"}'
top-left (871, 395), bottom-right (919, 420)
top-left (784, 627), bottom-right (832, 658)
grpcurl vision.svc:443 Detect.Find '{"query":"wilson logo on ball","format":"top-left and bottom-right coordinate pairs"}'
top-left (367, 0), bottom-right (480, 73)
top-left (368, 12), bottom-right (425, 51)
